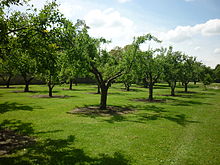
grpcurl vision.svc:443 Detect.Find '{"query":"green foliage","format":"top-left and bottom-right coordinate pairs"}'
top-left (163, 47), bottom-right (183, 95)
top-left (135, 47), bottom-right (164, 99)
top-left (179, 55), bottom-right (197, 84)
top-left (214, 64), bottom-right (220, 82)
top-left (200, 65), bottom-right (214, 89)
top-left (0, 54), bottom-right (16, 84)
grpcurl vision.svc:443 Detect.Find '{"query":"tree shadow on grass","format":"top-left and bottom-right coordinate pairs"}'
top-left (138, 113), bottom-right (199, 127)
top-left (68, 105), bottom-right (136, 119)
top-left (102, 105), bottom-right (200, 127)
top-left (36, 90), bottom-right (59, 94)
top-left (0, 102), bottom-right (39, 114)
top-left (0, 120), bottom-right (131, 165)
top-left (31, 95), bottom-right (75, 99)
top-left (168, 99), bottom-right (212, 106)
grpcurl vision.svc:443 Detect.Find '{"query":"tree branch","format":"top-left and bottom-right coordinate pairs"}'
top-left (106, 70), bottom-right (123, 87)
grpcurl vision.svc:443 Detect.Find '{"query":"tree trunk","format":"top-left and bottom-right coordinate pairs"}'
top-left (126, 85), bottom-right (130, 91)
top-left (171, 87), bottom-right (175, 96)
top-left (97, 84), bottom-right (100, 94)
top-left (6, 76), bottom-right (11, 88)
top-left (23, 77), bottom-right (34, 92)
top-left (24, 81), bottom-right (29, 92)
top-left (49, 85), bottom-right (53, 97)
top-left (148, 82), bottom-right (153, 101)
top-left (194, 81), bottom-right (196, 85)
top-left (124, 83), bottom-right (130, 91)
top-left (170, 82), bottom-right (176, 96)
top-left (100, 85), bottom-right (108, 110)
top-left (184, 83), bottom-right (188, 92)
top-left (69, 79), bottom-right (73, 90)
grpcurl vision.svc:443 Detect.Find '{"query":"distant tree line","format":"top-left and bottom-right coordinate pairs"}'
top-left (0, 0), bottom-right (219, 109)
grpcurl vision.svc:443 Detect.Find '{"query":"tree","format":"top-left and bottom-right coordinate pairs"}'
top-left (14, 52), bottom-right (36, 92)
top-left (66, 24), bottom-right (159, 109)
top-left (191, 61), bottom-right (203, 84)
top-left (24, 1), bottom-right (66, 97)
top-left (163, 47), bottom-right (182, 96)
top-left (9, 11), bottom-right (38, 92)
top-left (120, 71), bottom-right (135, 91)
top-left (136, 48), bottom-right (163, 101)
top-left (116, 46), bottom-right (137, 91)
top-left (60, 52), bottom-right (87, 90)
top-left (200, 65), bottom-right (214, 90)
top-left (180, 55), bottom-right (197, 92)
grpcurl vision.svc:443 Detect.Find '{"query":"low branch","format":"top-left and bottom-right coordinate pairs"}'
top-left (107, 70), bottom-right (123, 87)
top-left (90, 63), bottom-right (103, 84)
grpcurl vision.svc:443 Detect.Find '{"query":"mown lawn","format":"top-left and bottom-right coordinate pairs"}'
top-left (0, 83), bottom-right (220, 165)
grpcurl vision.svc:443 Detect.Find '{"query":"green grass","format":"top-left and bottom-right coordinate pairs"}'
top-left (0, 83), bottom-right (220, 165)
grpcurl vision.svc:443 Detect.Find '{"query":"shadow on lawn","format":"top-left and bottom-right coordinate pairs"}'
top-left (0, 102), bottom-right (39, 114)
top-left (103, 105), bottom-right (199, 127)
top-left (0, 119), bottom-right (131, 165)
top-left (165, 97), bottom-right (212, 106)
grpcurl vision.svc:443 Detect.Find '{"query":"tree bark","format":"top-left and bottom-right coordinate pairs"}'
top-left (184, 82), bottom-right (188, 92)
top-left (100, 85), bottom-right (108, 110)
top-left (24, 78), bottom-right (34, 92)
top-left (171, 87), bottom-right (175, 96)
top-left (24, 82), bottom-right (29, 92)
top-left (148, 74), bottom-right (154, 101)
top-left (170, 82), bottom-right (176, 96)
top-left (148, 83), bottom-right (153, 101)
top-left (69, 79), bottom-right (73, 90)
top-left (6, 76), bottom-right (11, 88)
top-left (97, 84), bottom-right (100, 94)
top-left (126, 85), bottom-right (130, 91)
top-left (49, 85), bottom-right (53, 97)
top-left (124, 82), bottom-right (130, 91)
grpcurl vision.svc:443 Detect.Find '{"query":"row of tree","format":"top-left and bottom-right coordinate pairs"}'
top-left (0, 0), bottom-right (219, 109)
